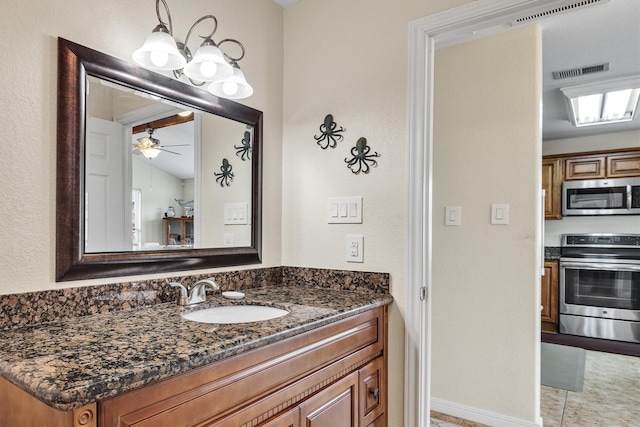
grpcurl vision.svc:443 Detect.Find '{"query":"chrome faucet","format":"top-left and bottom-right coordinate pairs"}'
top-left (168, 278), bottom-right (219, 306)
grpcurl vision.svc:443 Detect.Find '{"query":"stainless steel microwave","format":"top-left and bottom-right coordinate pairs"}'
top-left (562, 177), bottom-right (640, 216)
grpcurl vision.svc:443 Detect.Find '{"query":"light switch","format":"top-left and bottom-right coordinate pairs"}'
top-left (491, 203), bottom-right (509, 225)
top-left (445, 206), bottom-right (461, 226)
top-left (328, 197), bottom-right (363, 224)
top-left (224, 202), bottom-right (249, 225)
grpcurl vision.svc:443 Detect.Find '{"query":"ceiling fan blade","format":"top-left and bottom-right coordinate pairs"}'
top-left (158, 148), bottom-right (182, 155)
top-left (161, 144), bottom-right (190, 147)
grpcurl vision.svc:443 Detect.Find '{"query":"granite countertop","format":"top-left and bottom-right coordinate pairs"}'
top-left (545, 246), bottom-right (561, 260)
top-left (0, 286), bottom-right (392, 411)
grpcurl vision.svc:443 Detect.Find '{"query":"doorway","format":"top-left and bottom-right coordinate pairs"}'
top-left (405, 1), bottom-right (591, 426)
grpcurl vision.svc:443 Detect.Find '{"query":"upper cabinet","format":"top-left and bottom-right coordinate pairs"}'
top-left (564, 154), bottom-right (606, 180)
top-left (543, 147), bottom-right (640, 219)
top-left (564, 148), bottom-right (640, 180)
top-left (607, 151), bottom-right (640, 178)
top-left (542, 158), bottom-right (563, 220)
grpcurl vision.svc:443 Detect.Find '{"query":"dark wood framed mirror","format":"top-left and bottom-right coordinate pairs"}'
top-left (56, 38), bottom-right (262, 281)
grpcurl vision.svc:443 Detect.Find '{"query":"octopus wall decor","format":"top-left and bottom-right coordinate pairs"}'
top-left (345, 137), bottom-right (381, 174)
top-left (314, 114), bottom-right (345, 149)
top-left (234, 131), bottom-right (252, 161)
top-left (214, 158), bottom-right (234, 187)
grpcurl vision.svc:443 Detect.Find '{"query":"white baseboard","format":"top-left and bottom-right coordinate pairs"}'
top-left (431, 398), bottom-right (543, 427)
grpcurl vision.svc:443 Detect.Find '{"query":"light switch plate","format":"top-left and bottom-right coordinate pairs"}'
top-left (224, 202), bottom-right (249, 225)
top-left (328, 197), bottom-right (363, 224)
top-left (445, 206), bottom-right (461, 226)
top-left (491, 203), bottom-right (509, 225)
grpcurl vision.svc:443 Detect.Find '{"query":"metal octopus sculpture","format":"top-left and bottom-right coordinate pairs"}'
top-left (214, 158), bottom-right (234, 187)
top-left (314, 114), bottom-right (346, 149)
top-left (344, 137), bottom-right (380, 174)
top-left (234, 131), bottom-right (252, 161)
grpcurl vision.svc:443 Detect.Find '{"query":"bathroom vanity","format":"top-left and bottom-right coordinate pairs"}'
top-left (0, 286), bottom-right (391, 427)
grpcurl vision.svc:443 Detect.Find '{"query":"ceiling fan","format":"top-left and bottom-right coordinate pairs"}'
top-left (133, 127), bottom-right (188, 159)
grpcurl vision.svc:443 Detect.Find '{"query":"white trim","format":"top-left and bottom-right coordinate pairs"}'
top-left (405, 0), bottom-right (580, 425)
top-left (431, 398), bottom-right (544, 427)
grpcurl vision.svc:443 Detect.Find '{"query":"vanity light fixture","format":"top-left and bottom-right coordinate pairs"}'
top-left (133, 0), bottom-right (253, 100)
top-left (560, 74), bottom-right (640, 127)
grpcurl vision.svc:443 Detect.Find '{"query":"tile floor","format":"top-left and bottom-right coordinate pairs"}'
top-left (540, 350), bottom-right (640, 426)
top-left (431, 350), bottom-right (640, 427)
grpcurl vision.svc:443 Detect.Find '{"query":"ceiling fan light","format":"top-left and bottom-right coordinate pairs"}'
top-left (208, 66), bottom-right (253, 100)
top-left (133, 30), bottom-right (187, 71)
top-left (140, 146), bottom-right (162, 159)
top-left (183, 44), bottom-right (234, 82)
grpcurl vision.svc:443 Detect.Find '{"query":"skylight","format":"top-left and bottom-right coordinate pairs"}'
top-left (560, 75), bottom-right (640, 127)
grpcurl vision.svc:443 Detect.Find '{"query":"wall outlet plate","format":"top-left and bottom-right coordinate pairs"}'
top-left (346, 235), bottom-right (364, 262)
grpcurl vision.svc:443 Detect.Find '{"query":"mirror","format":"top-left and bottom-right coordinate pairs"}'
top-left (56, 38), bottom-right (262, 281)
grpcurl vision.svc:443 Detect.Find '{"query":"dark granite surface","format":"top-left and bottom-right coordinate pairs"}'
top-left (545, 247), bottom-right (561, 260)
top-left (0, 285), bottom-right (392, 411)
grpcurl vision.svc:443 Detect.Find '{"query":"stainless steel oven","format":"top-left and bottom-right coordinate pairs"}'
top-left (559, 234), bottom-right (640, 343)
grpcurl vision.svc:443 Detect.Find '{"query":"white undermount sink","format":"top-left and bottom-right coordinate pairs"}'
top-left (181, 305), bottom-right (289, 324)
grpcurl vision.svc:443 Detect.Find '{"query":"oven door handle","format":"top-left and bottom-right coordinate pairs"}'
top-left (560, 260), bottom-right (640, 272)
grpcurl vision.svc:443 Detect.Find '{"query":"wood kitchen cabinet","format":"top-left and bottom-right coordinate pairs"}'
top-left (607, 151), bottom-right (640, 177)
top-left (542, 157), bottom-right (563, 220)
top-left (541, 260), bottom-right (559, 333)
top-left (563, 147), bottom-right (640, 181)
top-left (564, 154), bottom-right (606, 180)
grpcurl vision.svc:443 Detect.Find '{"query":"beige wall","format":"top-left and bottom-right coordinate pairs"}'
top-left (0, 0), bottom-right (283, 294)
top-left (280, 0), bottom-right (470, 424)
top-left (431, 26), bottom-right (542, 422)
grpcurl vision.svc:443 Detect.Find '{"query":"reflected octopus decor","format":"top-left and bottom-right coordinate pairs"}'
top-left (314, 114), bottom-right (346, 149)
top-left (235, 131), bottom-right (252, 161)
top-left (345, 137), bottom-right (380, 174)
top-left (214, 158), bottom-right (234, 187)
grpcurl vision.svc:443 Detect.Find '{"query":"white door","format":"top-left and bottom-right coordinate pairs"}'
top-left (85, 117), bottom-right (129, 252)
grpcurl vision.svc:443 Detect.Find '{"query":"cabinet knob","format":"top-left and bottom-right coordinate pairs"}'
top-left (370, 387), bottom-right (379, 400)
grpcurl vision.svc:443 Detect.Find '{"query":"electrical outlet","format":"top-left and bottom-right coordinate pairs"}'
top-left (346, 235), bottom-right (364, 263)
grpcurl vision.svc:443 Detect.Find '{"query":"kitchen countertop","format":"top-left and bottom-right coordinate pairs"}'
top-left (0, 286), bottom-right (392, 411)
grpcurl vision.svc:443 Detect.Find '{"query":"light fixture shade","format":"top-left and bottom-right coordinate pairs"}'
top-left (560, 75), bottom-right (640, 127)
top-left (183, 44), bottom-right (234, 82)
top-left (140, 147), bottom-right (161, 159)
top-left (133, 31), bottom-right (187, 71)
top-left (208, 66), bottom-right (253, 100)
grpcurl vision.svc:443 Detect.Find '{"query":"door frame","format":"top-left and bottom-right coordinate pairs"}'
top-left (404, 1), bottom-right (578, 425)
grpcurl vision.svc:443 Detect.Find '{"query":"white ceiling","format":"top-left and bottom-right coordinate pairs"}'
top-left (272, 0), bottom-right (640, 142)
top-left (540, 0), bottom-right (640, 140)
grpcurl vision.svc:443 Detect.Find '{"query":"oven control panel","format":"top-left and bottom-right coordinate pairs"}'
top-left (563, 234), bottom-right (640, 248)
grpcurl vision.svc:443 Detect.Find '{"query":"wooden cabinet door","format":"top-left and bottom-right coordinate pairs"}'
top-left (565, 155), bottom-right (606, 180)
top-left (359, 358), bottom-right (385, 426)
top-left (542, 158), bottom-right (563, 219)
top-left (541, 260), bottom-right (559, 333)
top-left (258, 408), bottom-right (298, 427)
top-left (607, 152), bottom-right (640, 178)
top-left (298, 373), bottom-right (358, 427)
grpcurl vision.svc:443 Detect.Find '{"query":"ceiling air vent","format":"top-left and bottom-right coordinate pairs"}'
top-left (552, 63), bottom-right (610, 80)
top-left (511, 0), bottom-right (608, 25)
